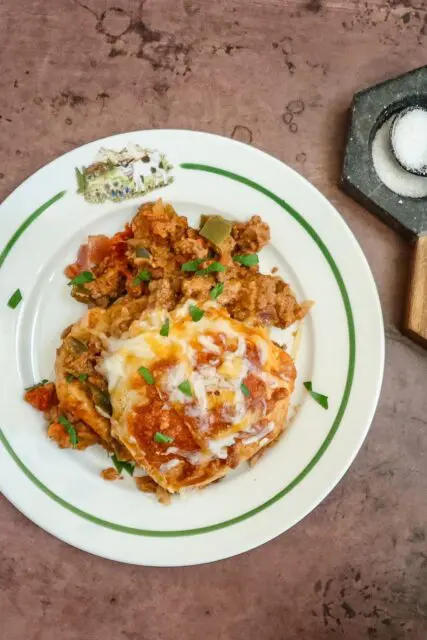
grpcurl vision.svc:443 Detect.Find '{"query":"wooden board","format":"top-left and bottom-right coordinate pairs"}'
top-left (404, 235), bottom-right (427, 348)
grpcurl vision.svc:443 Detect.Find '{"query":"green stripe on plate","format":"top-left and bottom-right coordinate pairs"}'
top-left (0, 191), bottom-right (66, 269)
top-left (1, 167), bottom-right (355, 537)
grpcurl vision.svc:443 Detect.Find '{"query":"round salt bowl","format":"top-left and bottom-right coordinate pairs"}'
top-left (390, 106), bottom-right (427, 177)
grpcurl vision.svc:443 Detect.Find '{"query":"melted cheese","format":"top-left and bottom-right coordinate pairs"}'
top-left (99, 301), bottom-right (292, 466)
top-left (242, 422), bottom-right (274, 445)
top-left (207, 433), bottom-right (238, 459)
top-left (166, 446), bottom-right (208, 466)
top-left (159, 459), bottom-right (181, 473)
top-left (198, 335), bottom-right (221, 353)
top-left (255, 337), bottom-right (269, 365)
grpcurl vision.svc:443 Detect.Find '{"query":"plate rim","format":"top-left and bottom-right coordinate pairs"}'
top-left (0, 163), bottom-right (356, 537)
top-left (0, 129), bottom-right (384, 561)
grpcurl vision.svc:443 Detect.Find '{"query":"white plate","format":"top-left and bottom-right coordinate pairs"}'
top-left (0, 130), bottom-right (384, 566)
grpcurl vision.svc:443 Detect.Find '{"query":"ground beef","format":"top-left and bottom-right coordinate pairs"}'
top-left (84, 267), bottom-right (125, 307)
top-left (147, 279), bottom-right (177, 310)
top-left (214, 273), bottom-right (242, 305)
top-left (131, 200), bottom-right (188, 244)
top-left (62, 334), bottom-right (101, 377)
top-left (47, 421), bottom-right (100, 450)
top-left (232, 215), bottom-right (270, 252)
top-left (64, 200), bottom-right (308, 330)
top-left (174, 234), bottom-right (209, 260)
top-left (274, 279), bottom-right (307, 328)
top-left (181, 275), bottom-right (214, 301)
top-left (135, 477), bottom-right (171, 504)
top-left (221, 270), bottom-right (305, 328)
top-left (105, 296), bottom-right (148, 337)
top-left (101, 467), bottom-right (121, 481)
top-left (216, 235), bottom-right (236, 265)
top-left (135, 476), bottom-right (158, 494)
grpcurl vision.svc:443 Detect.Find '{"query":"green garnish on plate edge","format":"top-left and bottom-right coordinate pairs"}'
top-left (7, 288), bottom-right (22, 309)
top-left (303, 381), bottom-right (329, 410)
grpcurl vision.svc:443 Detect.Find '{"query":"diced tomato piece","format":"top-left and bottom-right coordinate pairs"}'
top-left (64, 263), bottom-right (81, 279)
top-left (111, 224), bottom-right (133, 245)
top-left (242, 373), bottom-right (265, 397)
top-left (24, 383), bottom-right (57, 412)
top-left (86, 235), bottom-right (111, 266)
top-left (47, 423), bottom-right (72, 448)
top-left (64, 226), bottom-right (133, 280)
top-left (74, 242), bottom-right (89, 272)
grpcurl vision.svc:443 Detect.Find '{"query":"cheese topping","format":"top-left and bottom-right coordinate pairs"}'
top-left (242, 422), bottom-right (275, 445)
top-left (99, 301), bottom-right (292, 470)
top-left (159, 459), bottom-right (181, 473)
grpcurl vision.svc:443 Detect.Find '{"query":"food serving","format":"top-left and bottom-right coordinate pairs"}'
top-left (24, 199), bottom-right (310, 502)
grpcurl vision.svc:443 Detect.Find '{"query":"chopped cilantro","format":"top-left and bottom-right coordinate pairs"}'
top-left (133, 270), bottom-right (151, 285)
top-left (178, 380), bottom-right (192, 397)
top-left (154, 432), bottom-right (174, 445)
top-left (189, 304), bottom-right (204, 322)
top-left (7, 288), bottom-right (22, 309)
top-left (210, 282), bottom-right (224, 300)
top-left (241, 383), bottom-right (250, 397)
top-left (233, 254), bottom-right (259, 267)
top-left (181, 259), bottom-right (204, 272)
top-left (160, 317), bottom-right (170, 337)
top-left (138, 366), bottom-right (154, 385)
top-left (303, 381), bottom-right (329, 410)
top-left (68, 271), bottom-right (94, 286)
top-left (58, 415), bottom-right (79, 448)
top-left (111, 453), bottom-right (135, 476)
top-left (196, 261), bottom-right (227, 275)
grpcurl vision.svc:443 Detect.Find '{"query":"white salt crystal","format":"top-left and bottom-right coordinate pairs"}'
top-left (391, 108), bottom-right (427, 175)
top-left (371, 115), bottom-right (427, 198)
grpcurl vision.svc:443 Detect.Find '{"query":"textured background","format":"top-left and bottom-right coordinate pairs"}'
top-left (1, 1), bottom-right (427, 638)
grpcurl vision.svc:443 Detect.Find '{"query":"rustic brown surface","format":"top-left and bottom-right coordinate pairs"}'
top-left (1, 1), bottom-right (427, 638)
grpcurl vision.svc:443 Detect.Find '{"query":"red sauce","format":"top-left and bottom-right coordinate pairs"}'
top-left (64, 263), bottom-right (80, 280)
top-left (151, 357), bottom-right (178, 381)
top-left (204, 406), bottom-right (234, 437)
top-left (243, 373), bottom-right (267, 412)
top-left (246, 341), bottom-right (261, 368)
top-left (244, 373), bottom-right (265, 397)
top-left (110, 226), bottom-right (133, 261)
top-left (266, 387), bottom-right (289, 413)
top-left (129, 399), bottom-right (200, 465)
top-left (194, 351), bottom-right (222, 367)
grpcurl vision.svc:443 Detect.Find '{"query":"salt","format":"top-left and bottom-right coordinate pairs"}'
top-left (371, 115), bottom-right (427, 198)
top-left (391, 107), bottom-right (427, 176)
